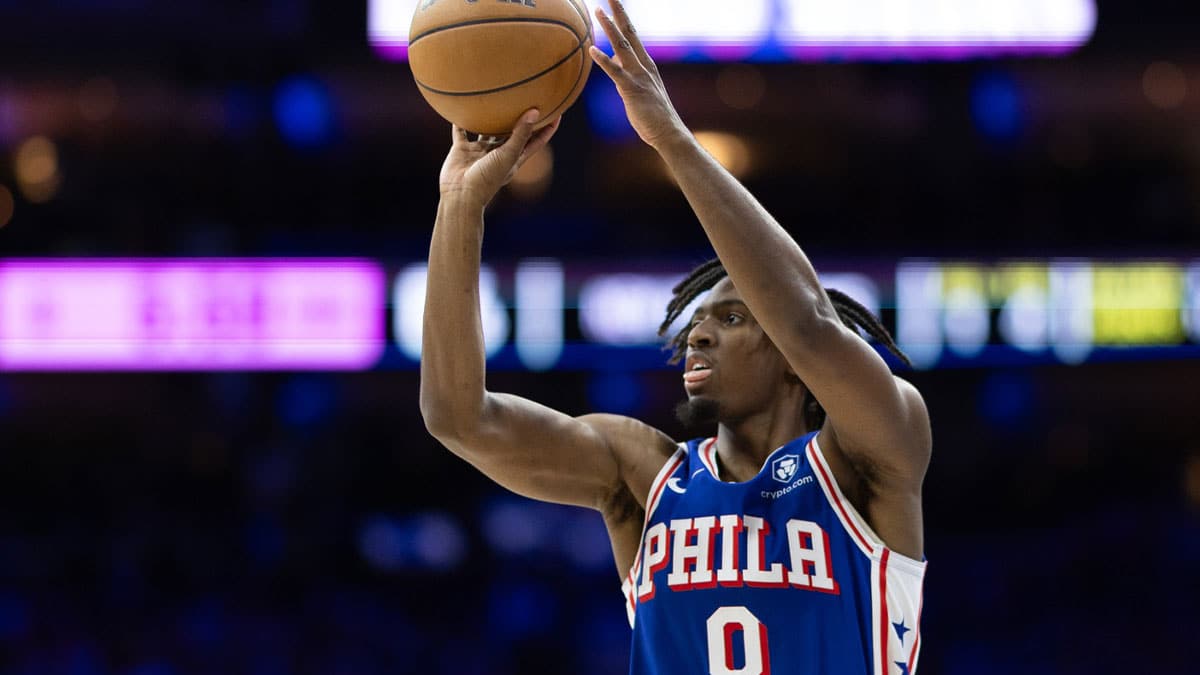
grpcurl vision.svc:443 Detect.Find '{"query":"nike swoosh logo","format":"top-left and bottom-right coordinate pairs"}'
top-left (692, 468), bottom-right (705, 478)
top-left (667, 477), bottom-right (686, 494)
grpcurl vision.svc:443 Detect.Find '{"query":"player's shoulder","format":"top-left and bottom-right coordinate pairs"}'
top-left (576, 413), bottom-right (676, 449)
top-left (892, 375), bottom-right (932, 448)
top-left (577, 413), bottom-right (679, 505)
top-left (894, 373), bottom-right (927, 404)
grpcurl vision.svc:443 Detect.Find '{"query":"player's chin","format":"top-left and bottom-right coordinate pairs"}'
top-left (674, 396), bottom-right (720, 430)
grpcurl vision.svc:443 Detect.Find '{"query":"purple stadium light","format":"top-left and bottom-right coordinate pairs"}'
top-left (369, 0), bottom-right (1097, 63)
top-left (0, 259), bottom-right (386, 371)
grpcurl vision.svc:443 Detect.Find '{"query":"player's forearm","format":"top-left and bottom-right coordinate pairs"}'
top-left (419, 196), bottom-right (491, 437)
top-left (656, 133), bottom-right (834, 339)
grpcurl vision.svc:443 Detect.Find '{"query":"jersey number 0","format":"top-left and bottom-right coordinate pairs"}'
top-left (706, 606), bottom-right (770, 675)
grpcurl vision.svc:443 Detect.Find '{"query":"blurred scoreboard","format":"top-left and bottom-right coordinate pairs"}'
top-left (370, 0), bottom-right (1097, 61)
top-left (0, 258), bottom-right (1197, 371)
top-left (895, 260), bottom-right (1196, 368)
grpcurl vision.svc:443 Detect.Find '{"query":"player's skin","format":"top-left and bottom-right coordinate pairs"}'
top-left (420, 0), bottom-right (931, 579)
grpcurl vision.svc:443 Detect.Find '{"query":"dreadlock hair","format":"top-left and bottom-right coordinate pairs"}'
top-left (658, 258), bottom-right (912, 431)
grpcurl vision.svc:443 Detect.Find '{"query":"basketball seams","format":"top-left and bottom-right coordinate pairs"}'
top-left (410, 17), bottom-right (582, 47)
top-left (413, 22), bottom-right (585, 98)
top-left (415, 47), bottom-right (583, 97)
top-left (409, 0), bottom-right (593, 133)
top-left (533, 0), bottom-right (594, 121)
top-left (535, 42), bottom-right (588, 122)
top-left (563, 0), bottom-right (593, 44)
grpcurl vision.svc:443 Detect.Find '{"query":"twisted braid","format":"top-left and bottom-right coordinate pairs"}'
top-left (658, 258), bottom-right (912, 428)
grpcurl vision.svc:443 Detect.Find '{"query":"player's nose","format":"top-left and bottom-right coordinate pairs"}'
top-left (686, 317), bottom-right (717, 349)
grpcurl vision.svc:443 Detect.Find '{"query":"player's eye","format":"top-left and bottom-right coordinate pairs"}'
top-left (724, 313), bottom-right (743, 325)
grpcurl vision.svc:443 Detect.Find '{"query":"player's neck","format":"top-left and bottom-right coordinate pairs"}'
top-left (713, 407), bottom-right (810, 483)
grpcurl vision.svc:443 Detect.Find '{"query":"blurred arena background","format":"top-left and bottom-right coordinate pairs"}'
top-left (1, 0), bottom-right (1198, 673)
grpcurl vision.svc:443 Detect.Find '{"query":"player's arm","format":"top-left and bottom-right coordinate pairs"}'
top-left (420, 113), bottom-right (673, 512)
top-left (589, 2), bottom-right (930, 483)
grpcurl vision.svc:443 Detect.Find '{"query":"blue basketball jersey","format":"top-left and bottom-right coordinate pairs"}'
top-left (621, 432), bottom-right (926, 675)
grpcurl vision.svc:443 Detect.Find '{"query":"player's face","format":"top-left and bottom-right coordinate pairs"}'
top-left (682, 278), bottom-right (794, 420)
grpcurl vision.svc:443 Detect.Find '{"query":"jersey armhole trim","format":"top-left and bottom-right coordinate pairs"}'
top-left (621, 444), bottom-right (687, 627)
top-left (698, 437), bottom-right (719, 480)
top-left (808, 435), bottom-right (927, 576)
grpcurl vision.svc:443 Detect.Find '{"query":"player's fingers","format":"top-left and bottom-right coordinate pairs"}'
top-left (594, 7), bottom-right (634, 63)
top-left (451, 124), bottom-right (471, 146)
top-left (589, 45), bottom-right (627, 84)
top-left (496, 109), bottom-right (540, 161)
top-left (608, 0), bottom-right (653, 67)
top-left (517, 116), bottom-right (561, 167)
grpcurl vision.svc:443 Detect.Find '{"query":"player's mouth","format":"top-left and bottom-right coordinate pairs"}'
top-left (683, 354), bottom-right (713, 392)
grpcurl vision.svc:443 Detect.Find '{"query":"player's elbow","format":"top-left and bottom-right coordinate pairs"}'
top-left (791, 290), bottom-right (846, 353)
top-left (419, 391), bottom-right (481, 444)
top-left (419, 399), bottom-right (453, 441)
top-left (422, 382), bottom-right (498, 451)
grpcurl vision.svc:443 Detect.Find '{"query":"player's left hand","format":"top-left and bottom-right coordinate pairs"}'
top-left (439, 110), bottom-right (561, 210)
top-left (590, 0), bottom-right (687, 150)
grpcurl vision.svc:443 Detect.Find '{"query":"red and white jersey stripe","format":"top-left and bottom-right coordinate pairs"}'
top-left (809, 435), bottom-right (927, 675)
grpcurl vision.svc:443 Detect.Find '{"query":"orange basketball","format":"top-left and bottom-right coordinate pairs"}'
top-left (408, 0), bottom-right (594, 135)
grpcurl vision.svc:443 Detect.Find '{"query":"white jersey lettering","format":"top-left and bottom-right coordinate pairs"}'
top-left (636, 514), bottom-right (841, 602)
top-left (742, 515), bottom-right (787, 587)
top-left (716, 514), bottom-right (743, 586)
top-left (667, 516), bottom-right (719, 590)
top-left (786, 519), bottom-right (840, 593)
top-left (636, 522), bottom-right (670, 601)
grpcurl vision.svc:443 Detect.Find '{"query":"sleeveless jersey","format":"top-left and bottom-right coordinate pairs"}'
top-left (621, 432), bottom-right (926, 675)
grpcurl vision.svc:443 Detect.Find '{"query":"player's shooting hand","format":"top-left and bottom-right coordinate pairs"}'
top-left (439, 110), bottom-right (561, 210)
top-left (590, 0), bottom-right (687, 150)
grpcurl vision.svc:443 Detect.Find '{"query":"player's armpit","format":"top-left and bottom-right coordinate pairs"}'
top-left (577, 412), bottom-right (678, 513)
top-left (599, 481), bottom-right (647, 579)
top-left (430, 393), bottom-right (676, 513)
top-left (787, 317), bottom-right (932, 487)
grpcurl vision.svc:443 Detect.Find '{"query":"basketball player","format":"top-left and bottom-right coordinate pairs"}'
top-left (420, 1), bottom-right (931, 672)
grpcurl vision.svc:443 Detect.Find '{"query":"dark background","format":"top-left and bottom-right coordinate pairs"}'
top-left (1, 1), bottom-right (1199, 673)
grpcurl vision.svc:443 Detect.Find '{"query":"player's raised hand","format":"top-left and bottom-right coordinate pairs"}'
top-left (439, 109), bottom-right (561, 209)
top-left (590, 0), bottom-right (686, 150)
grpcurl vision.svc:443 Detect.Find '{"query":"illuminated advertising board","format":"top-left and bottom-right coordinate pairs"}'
top-left (0, 260), bottom-right (385, 371)
top-left (369, 0), bottom-right (1097, 62)
top-left (1, 258), bottom-right (1197, 371)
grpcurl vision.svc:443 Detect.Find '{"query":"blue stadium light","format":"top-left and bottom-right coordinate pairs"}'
top-left (359, 515), bottom-right (408, 572)
top-left (487, 581), bottom-right (559, 639)
top-left (273, 76), bottom-right (336, 149)
top-left (481, 498), bottom-right (547, 557)
top-left (360, 512), bottom-right (468, 572)
top-left (588, 370), bottom-right (643, 415)
top-left (979, 372), bottom-right (1034, 428)
top-left (277, 375), bottom-right (337, 428)
top-left (409, 512), bottom-right (468, 570)
top-left (584, 79), bottom-right (637, 142)
top-left (558, 512), bottom-right (614, 572)
top-left (971, 72), bottom-right (1025, 143)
